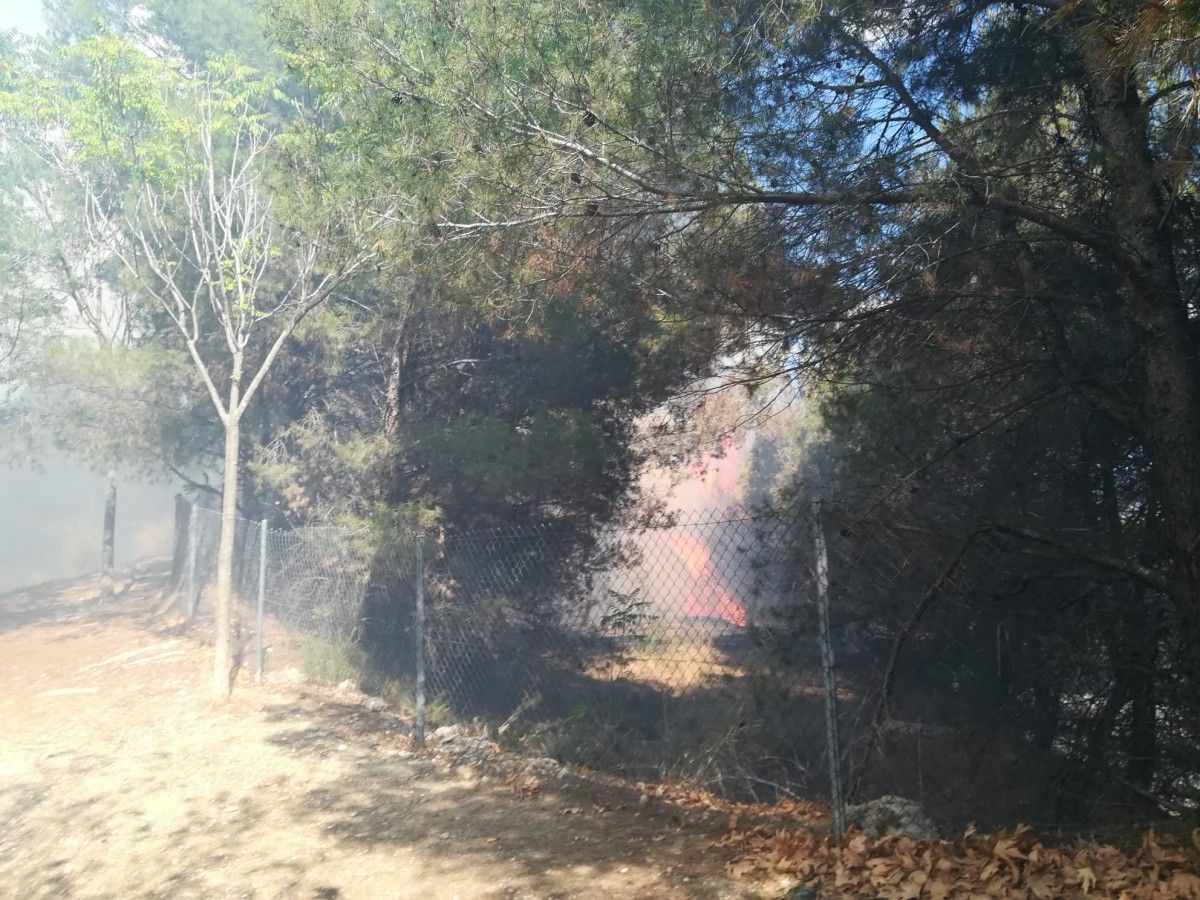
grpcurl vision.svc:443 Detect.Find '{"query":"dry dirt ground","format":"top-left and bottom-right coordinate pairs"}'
top-left (0, 566), bottom-right (777, 900)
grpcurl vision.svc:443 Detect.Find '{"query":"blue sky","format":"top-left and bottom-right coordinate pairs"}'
top-left (0, 0), bottom-right (47, 35)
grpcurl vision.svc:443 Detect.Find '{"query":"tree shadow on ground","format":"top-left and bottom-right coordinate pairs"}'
top-left (254, 695), bottom-right (753, 900)
top-left (0, 566), bottom-right (754, 899)
top-left (0, 751), bottom-right (307, 898)
top-left (401, 620), bottom-right (836, 804)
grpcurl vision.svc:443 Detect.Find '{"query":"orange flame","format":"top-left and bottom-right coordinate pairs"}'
top-left (664, 531), bottom-right (746, 626)
top-left (680, 588), bottom-right (747, 627)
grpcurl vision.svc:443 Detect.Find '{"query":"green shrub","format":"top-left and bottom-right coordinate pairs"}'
top-left (299, 637), bottom-right (367, 684)
top-left (376, 679), bottom-right (454, 725)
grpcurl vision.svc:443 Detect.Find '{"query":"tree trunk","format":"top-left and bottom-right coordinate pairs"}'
top-left (1124, 586), bottom-right (1157, 788)
top-left (382, 293), bottom-right (413, 440)
top-left (212, 382), bottom-right (242, 701)
top-left (169, 493), bottom-right (190, 590)
top-left (1081, 47), bottom-right (1200, 693)
top-left (99, 468), bottom-right (117, 602)
top-left (383, 330), bottom-right (407, 439)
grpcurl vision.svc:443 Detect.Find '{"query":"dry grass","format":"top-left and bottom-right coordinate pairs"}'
top-left (586, 638), bottom-right (745, 694)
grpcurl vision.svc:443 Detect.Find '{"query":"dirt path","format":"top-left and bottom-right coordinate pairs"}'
top-left (0, 568), bottom-right (771, 900)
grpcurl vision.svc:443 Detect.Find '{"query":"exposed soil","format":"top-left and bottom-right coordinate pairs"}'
top-left (0, 565), bottom-right (779, 899)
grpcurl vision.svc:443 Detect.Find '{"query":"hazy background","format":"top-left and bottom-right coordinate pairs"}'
top-left (0, 0), bottom-right (45, 37)
top-left (0, 454), bottom-right (180, 592)
top-left (3, 3), bottom-right (167, 592)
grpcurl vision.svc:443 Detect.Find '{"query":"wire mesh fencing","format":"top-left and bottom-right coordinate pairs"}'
top-left (420, 507), bottom-right (838, 793)
top-left (169, 495), bottom-right (1198, 830)
top-left (173, 500), bottom-right (859, 808)
top-left (177, 503), bottom-right (422, 675)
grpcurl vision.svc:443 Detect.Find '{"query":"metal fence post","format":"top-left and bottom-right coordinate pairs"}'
top-left (414, 538), bottom-right (427, 748)
top-left (186, 502), bottom-right (199, 622)
top-left (812, 500), bottom-right (846, 839)
top-left (256, 517), bottom-right (267, 682)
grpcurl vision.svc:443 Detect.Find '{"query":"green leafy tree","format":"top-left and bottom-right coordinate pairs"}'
top-left (269, 0), bottom-right (1200, 691)
top-left (263, 0), bottom-right (1200, 818)
top-left (3, 34), bottom-right (385, 698)
top-left (0, 162), bottom-right (55, 408)
top-left (0, 32), bottom-right (192, 598)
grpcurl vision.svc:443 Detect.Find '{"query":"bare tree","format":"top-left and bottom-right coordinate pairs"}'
top-left (84, 89), bottom-right (381, 699)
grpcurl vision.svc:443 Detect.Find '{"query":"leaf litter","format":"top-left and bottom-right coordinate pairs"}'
top-left (716, 818), bottom-right (1200, 898)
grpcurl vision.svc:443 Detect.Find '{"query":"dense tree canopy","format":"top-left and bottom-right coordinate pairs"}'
top-left (262, 0), bottom-right (1200, 817)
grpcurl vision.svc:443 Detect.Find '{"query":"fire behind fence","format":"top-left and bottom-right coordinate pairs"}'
top-left (167, 495), bottom-right (1199, 832)
top-left (171, 500), bottom-right (860, 811)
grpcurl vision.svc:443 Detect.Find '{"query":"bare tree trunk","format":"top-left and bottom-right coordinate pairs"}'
top-left (212, 377), bottom-right (242, 701)
top-left (100, 468), bottom-right (117, 602)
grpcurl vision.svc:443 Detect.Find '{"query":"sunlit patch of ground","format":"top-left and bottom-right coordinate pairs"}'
top-left (587, 639), bottom-right (746, 694)
top-left (0, 568), bottom-right (773, 899)
top-left (585, 636), bottom-right (857, 704)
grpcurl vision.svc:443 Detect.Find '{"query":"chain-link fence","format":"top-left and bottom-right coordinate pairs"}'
top-left (172, 500), bottom-right (861, 808)
top-left (169, 495), bottom-right (1199, 832)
